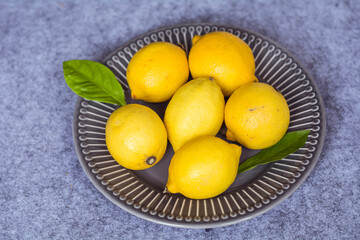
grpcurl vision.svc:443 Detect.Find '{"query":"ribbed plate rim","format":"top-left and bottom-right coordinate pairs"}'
top-left (72, 22), bottom-right (326, 229)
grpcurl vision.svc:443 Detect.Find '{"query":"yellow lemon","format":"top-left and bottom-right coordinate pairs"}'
top-left (225, 82), bottom-right (290, 149)
top-left (126, 42), bottom-right (189, 103)
top-left (164, 77), bottom-right (224, 151)
top-left (189, 31), bottom-right (257, 97)
top-left (105, 104), bottom-right (167, 170)
top-left (166, 136), bottom-right (242, 199)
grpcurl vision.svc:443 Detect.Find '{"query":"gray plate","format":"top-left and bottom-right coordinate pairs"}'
top-left (72, 23), bottom-right (326, 228)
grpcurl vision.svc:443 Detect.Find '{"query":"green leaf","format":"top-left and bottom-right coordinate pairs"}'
top-left (238, 130), bottom-right (311, 174)
top-left (63, 60), bottom-right (126, 106)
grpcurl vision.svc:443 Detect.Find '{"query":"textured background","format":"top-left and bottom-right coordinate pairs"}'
top-left (1, 0), bottom-right (359, 239)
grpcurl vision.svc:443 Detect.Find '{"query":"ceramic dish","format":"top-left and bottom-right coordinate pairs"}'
top-left (72, 23), bottom-right (326, 228)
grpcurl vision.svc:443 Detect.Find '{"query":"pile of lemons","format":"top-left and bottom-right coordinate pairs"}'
top-left (105, 31), bottom-right (290, 199)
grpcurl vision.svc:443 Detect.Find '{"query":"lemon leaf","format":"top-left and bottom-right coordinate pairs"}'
top-left (63, 60), bottom-right (126, 106)
top-left (237, 130), bottom-right (311, 174)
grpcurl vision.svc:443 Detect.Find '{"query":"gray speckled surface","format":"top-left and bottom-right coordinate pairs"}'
top-left (1, 0), bottom-right (359, 239)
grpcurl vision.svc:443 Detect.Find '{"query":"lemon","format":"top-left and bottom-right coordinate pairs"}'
top-left (166, 136), bottom-right (242, 199)
top-left (189, 31), bottom-right (257, 97)
top-left (105, 104), bottom-right (167, 170)
top-left (164, 77), bottom-right (225, 151)
top-left (126, 42), bottom-right (189, 103)
top-left (225, 82), bottom-right (290, 149)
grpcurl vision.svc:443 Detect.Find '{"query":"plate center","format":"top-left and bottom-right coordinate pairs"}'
top-left (124, 87), bottom-right (269, 191)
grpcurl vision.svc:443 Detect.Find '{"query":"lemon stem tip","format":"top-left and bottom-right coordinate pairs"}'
top-left (146, 156), bottom-right (156, 165)
top-left (163, 187), bottom-right (170, 194)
